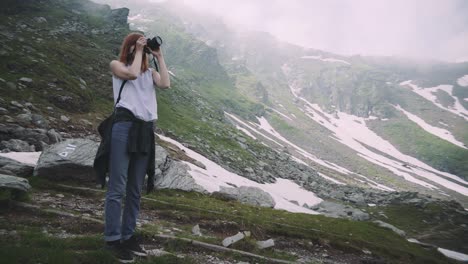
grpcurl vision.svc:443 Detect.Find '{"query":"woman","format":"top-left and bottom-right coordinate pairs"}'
top-left (104, 32), bottom-right (170, 263)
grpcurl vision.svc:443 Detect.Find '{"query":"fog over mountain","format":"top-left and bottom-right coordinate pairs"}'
top-left (149, 0), bottom-right (468, 62)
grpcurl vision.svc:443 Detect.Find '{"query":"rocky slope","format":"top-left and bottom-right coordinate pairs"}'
top-left (0, 0), bottom-right (130, 141)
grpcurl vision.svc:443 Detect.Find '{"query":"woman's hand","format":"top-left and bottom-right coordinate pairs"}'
top-left (151, 47), bottom-right (163, 58)
top-left (135, 37), bottom-right (146, 53)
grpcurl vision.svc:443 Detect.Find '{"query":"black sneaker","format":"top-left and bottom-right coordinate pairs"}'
top-left (105, 241), bottom-right (135, 263)
top-left (122, 235), bottom-right (147, 257)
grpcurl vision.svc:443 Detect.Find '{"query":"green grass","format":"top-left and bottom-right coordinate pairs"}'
top-left (140, 189), bottom-right (452, 264)
top-left (0, 226), bottom-right (196, 264)
top-left (157, 89), bottom-right (256, 163)
top-left (368, 203), bottom-right (468, 254)
top-left (155, 79), bottom-right (276, 171)
top-left (0, 188), bottom-right (30, 205)
top-left (268, 114), bottom-right (301, 138)
top-left (433, 90), bottom-right (455, 108)
top-left (6, 179), bottom-right (459, 263)
top-left (0, 226), bottom-right (115, 264)
top-left (368, 117), bottom-right (468, 180)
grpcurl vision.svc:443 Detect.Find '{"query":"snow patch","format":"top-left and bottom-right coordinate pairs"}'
top-left (357, 153), bottom-right (437, 190)
top-left (235, 125), bottom-right (256, 140)
top-left (400, 80), bottom-right (468, 120)
top-left (438, 121), bottom-right (449, 127)
top-left (255, 116), bottom-right (352, 175)
top-left (225, 113), bottom-right (284, 147)
top-left (457, 75), bottom-right (468, 87)
top-left (355, 173), bottom-right (395, 191)
top-left (289, 155), bottom-right (308, 166)
top-left (128, 14), bottom-right (154, 22)
top-left (393, 105), bottom-right (466, 149)
top-left (204, 39), bottom-right (215, 47)
top-left (0, 152), bottom-right (41, 165)
top-left (281, 64), bottom-right (303, 97)
top-left (270, 108), bottom-right (293, 121)
top-left (407, 238), bottom-right (421, 244)
top-left (158, 134), bottom-right (322, 214)
top-left (318, 172), bottom-right (346, 185)
top-left (288, 83), bottom-right (302, 98)
top-left (259, 116), bottom-right (399, 191)
top-left (296, 96), bottom-right (468, 195)
top-left (437, 248), bottom-right (468, 262)
top-left (233, 112), bottom-right (353, 176)
top-left (301, 55), bottom-right (351, 65)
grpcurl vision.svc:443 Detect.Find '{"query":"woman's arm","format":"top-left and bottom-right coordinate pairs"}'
top-left (110, 37), bottom-right (146, 80)
top-left (151, 49), bottom-right (170, 89)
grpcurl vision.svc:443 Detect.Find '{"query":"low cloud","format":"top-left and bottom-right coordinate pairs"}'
top-left (171, 0), bottom-right (468, 62)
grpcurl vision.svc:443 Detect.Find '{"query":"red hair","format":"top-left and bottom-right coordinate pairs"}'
top-left (118, 33), bottom-right (149, 72)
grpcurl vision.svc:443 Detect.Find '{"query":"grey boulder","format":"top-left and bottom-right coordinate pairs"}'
top-left (46, 129), bottom-right (62, 144)
top-left (0, 139), bottom-right (35, 152)
top-left (0, 174), bottom-right (31, 192)
top-left (256, 238), bottom-right (275, 249)
top-left (155, 145), bottom-right (168, 170)
top-left (214, 186), bottom-right (276, 208)
top-left (34, 139), bottom-right (98, 182)
top-left (311, 201), bottom-right (370, 221)
top-left (0, 124), bottom-right (57, 151)
top-left (154, 160), bottom-right (207, 193)
top-left (0, 156), bottom-right (34, 177)
top-left (31, 114), bottom-right (49, 129)
top-left (16, 113), bottom-right (33, 126)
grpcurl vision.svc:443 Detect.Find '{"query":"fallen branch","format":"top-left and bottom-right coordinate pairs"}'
top-left (154, 234), bottom-right (295, 264)
top-left (12, 201), bottom-right (104, 224)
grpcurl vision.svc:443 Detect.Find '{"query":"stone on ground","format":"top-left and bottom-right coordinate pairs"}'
top-left (214, 186), bottom-right (276, 208)
top-left (192, 224), bottom-right (202, 236)
top-left (0, 174), bottom-right (31, 192)
top-left (0, 156), bottom-right (34, 177)
top-left (34, 139), bottom-right (98, 182)
top-left (222, 232), bottom-right (246, 247)
top-left (256, 238), bottom-right (275, 249)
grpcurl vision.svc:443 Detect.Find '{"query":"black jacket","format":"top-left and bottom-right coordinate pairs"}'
top-left (93, 107), bottom-right (155, 193)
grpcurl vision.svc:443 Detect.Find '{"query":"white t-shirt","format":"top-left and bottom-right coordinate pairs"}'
top-left (112, 68), bottom-right (157, 121)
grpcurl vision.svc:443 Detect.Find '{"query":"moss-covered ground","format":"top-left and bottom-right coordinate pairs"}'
top-left (0, 178), bottom-right (458, 264)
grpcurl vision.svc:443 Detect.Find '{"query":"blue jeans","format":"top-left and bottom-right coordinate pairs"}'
top-left (104, 121), bottom-right (149, 241)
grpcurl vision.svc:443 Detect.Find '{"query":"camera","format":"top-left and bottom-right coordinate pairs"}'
top-left (145, 36), bottom-right (163, 54)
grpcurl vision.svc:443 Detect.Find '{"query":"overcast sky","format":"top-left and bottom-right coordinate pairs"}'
top-left (158, 0), bottom-right (468, 62)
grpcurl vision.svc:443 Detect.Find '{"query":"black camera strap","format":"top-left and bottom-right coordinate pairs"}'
top-left (112, 80), bottom-right (127, 117)
top-left (152, 56), bottom-right (159, 72)
top-left (115, 80), bottom-right (127, 106)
